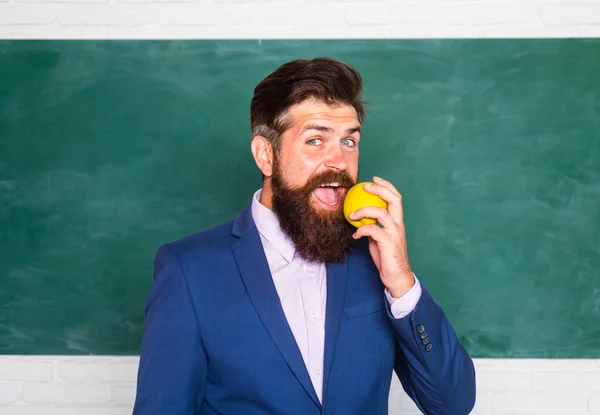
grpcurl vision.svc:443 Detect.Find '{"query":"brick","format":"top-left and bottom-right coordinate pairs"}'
top-left (57, 361), bottom-right (138, 383)
top-left (249, 3), bottom-right (346, 26)
top-left (584, 26), bottom-right (600, 36)
top-left (470, 392), bottom-right (491, 415)
top-left (542, 4), bottom-right (600, 25)
top-left (0, 409), bottom-right (131, 415)
top-left (506, 359), bottom-right (599, 371)
top-left (388, 377), bottom-right (422, 414)
top-left (0, 409), bottom-right (54, 415)
top-left (389, 25), bottom-right (486, 38)
top-left (393, 389), bottom-right (421, 411)
top-left (57, 4), bottom-right (148, 26)
top-left (116, 0), bottom-right (194, 2)
top-left (0, 361), bottom-right (54, 382)
top-left (306, 0), bottom-right (392, 2)
top-left (0, 356), bottom-right (59, 362)
top-left (474, 358), bottom-right (508, 370)
top-left (443, 2), bottom-right (539, 26)
top-left (533, 371), bottom-right (600, 393)
top-left (22, 383), bottom-right (111, 405)
top-left (10, 24), bottom-right (107, 38)
top-left (148, 3), bottom-right (247, 26)
top-left (388, 409), bottom-right (421, 415)
top-left (0, 382), bottom-right (21, 404)
top-left (389, 375), bottom-right (402, 391)
top-left (192, 25), bottom-right (289, 38)
top-left (15, 0), bottom-right (107, 3)
top-left (0, 5), bottom-right (55, 25)
top-left (111, 384), bottom-right (136, 405)
top-left (389, 409), bottom-right (421, 415)
top-left (51, 408), bottom-right (132, 415)
top-left (345, 3), bottom-right (439, 25)
top-left (590, 395), bottom-right (600, 415)
top-left (106, 25), bottom-right (201, 38)
top-left (289, 25), bottom-right (390, 38)
top-left (211, 0), bottom-right (286, 2)
top-left (390, 384), bottom-right (488, 415)
top-left (477, 370), bottom-right (530, 392)
top-left (0, 357), bottom-right (596, 413)
top-left (485, 25), bottom-right (584, 38)
top-left (492, 392), bottom-right (588, 414)
top-left (106, 25), bottom-right (293, 38)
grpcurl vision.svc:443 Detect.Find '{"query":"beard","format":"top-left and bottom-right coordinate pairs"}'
top-left (270, 157), bottom-right (358, 264)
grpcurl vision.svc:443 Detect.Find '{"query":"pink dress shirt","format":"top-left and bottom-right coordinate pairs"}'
top-left (251, 189), bottom-right (422, 403)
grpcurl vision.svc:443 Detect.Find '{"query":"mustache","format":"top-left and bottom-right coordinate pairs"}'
top-left (304, 170), bottom-right (356, 191)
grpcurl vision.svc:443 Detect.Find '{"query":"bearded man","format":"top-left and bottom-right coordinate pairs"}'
top-left (133, 57), bottom-right (476, 415)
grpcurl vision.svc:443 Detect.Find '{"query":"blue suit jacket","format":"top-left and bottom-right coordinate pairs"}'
top-left (133, 203), bottom-right (476, 414)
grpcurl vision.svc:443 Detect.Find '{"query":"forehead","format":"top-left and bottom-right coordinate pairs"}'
top-left (285, 99), bottom-right (360, 133)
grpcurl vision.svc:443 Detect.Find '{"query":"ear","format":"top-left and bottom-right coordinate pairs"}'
top-left (251, 135), bottom-right (274, 177)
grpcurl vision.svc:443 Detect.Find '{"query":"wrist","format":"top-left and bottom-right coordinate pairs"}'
top-left (387, 272), bottom-right (415, 299)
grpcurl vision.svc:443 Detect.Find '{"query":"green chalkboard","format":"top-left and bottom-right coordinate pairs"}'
top-left (1, 40), bottom-right (599, 357)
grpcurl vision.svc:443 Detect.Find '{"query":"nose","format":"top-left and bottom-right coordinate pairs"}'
top-left (324, 144), bottom-right (347, 171)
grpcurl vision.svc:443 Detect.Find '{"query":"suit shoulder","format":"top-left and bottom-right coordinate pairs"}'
top-left (157, 218), bottom-right (236, 260)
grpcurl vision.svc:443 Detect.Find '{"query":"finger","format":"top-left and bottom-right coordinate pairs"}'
top-left (364, 182), bottom-right (399, 205)
top-left (373, 176), bottom-right (401, 197)
top-left (353, 224), bottom-right (387, 242)
top-left (362, 183), bottom-right (403, 225)
top-left (350, 206), bottom-right (397, 230)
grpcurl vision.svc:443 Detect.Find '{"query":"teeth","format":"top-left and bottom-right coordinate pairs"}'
top-left (319, 182), bottom-right (340, 187)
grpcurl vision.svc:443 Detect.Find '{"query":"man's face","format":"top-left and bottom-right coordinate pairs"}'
top-left (269, 99), bottom-right (361, 263)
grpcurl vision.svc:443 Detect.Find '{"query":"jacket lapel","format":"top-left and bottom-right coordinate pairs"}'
top-left (322, 258), bottom-right (348, 400)
top-left (230, 204), bottom-right (321, 408)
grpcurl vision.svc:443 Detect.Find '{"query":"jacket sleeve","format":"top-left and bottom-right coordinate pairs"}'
top-left (388, 279), bottom-right (476, 415)
top-left (133, 244), bottom-right (207, 414)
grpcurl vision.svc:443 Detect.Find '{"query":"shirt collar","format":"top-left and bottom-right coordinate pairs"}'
top-left (251, 189), bottom-right (296, 263)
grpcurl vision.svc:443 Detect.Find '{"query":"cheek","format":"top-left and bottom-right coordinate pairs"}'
top-left (299, 155), bottom-right (326, 183)
top-left (345, 152), bottom-right (359, 176)
top-left (282, 153), bottom-right (321, 184)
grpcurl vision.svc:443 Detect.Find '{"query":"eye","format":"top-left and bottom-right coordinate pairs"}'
top-left (307, 138), bottom-right (322, 146)
top-left (341, 138), bottom-right (356, 147)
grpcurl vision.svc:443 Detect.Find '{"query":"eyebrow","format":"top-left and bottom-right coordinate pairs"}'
top-left (300, 124), bottom-right (361, 136)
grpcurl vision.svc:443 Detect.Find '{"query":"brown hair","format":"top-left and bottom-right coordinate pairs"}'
top-left (250, 57), bottom-right (366, 152)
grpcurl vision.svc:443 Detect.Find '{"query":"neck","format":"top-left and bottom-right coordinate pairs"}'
top-left (259, 181), bottom-right (274, 210)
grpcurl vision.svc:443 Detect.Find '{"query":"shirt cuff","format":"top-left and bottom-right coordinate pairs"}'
top-left (384, 274), bottom-right (422, 319)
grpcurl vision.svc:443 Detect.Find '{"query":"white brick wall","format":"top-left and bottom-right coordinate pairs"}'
top-left (0, 357), bottom-right (599, 414)
top-left (1, 1), bottom-right (599, 413)
top-left (0, 0), bottom-right (600, 38)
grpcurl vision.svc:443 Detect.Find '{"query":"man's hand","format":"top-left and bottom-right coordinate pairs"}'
top-left (350, 176), bottom-right (415, 298)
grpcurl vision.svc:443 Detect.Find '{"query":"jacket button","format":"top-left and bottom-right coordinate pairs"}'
top-left (421, 336), bottom-right (430, 346)
top-left (425, 343), bottom-right (433, 352)
top-left (419, 331), bottom-right (428, 339)
top-left (416, 324), bottom-right (425, 334)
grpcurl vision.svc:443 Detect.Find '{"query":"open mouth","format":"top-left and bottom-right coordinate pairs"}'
top-left (311, 182), bottom-right (346, 210)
